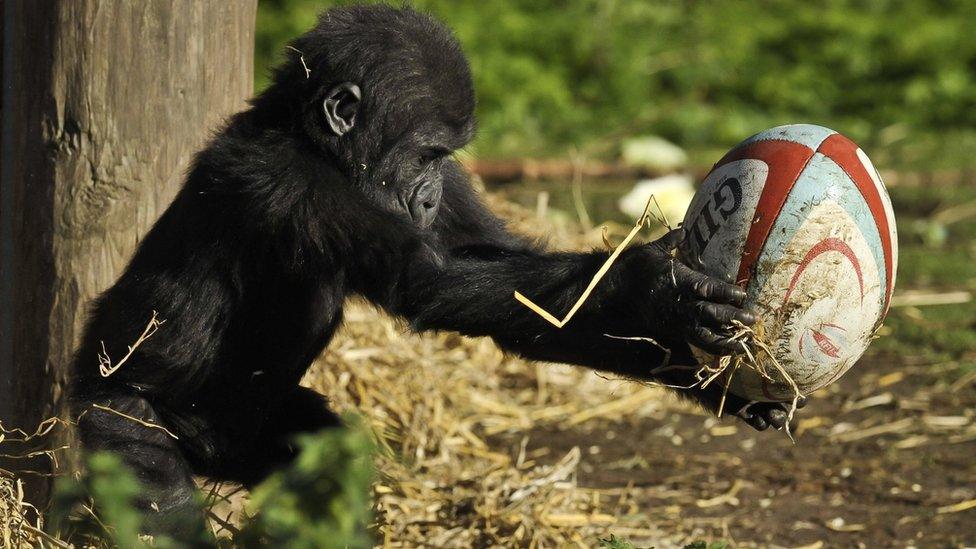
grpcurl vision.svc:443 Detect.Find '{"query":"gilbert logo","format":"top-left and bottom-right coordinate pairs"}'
top-left (811, 328), bottom-right (840, 358)
top-left (799, 323), bottom-right (849, 361)
top-left (688, 177), bottom-right (742, 254)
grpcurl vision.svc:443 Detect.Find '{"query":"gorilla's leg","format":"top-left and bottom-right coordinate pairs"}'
top-left (77, 386), bottom-right (340, 539)
top-left (202, 386), bottom-right (343, 486)
top-left (76, 393), bottom-right (208, 542)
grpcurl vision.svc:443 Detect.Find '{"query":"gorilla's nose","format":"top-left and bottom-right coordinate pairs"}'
top-left (409, 179), bottom-right (442, 228)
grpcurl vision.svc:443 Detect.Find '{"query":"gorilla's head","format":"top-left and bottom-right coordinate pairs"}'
top-left (257, 5), bottom-right (476, 229)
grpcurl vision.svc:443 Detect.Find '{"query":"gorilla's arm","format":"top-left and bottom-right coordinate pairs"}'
top-left (346, 163), bottom-right (793, 429)
top-left (342, 165), bottom-right (797, 428)
top-left (424, 164), bottom-right (739, 365)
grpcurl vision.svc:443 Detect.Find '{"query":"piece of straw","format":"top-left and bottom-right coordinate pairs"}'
top-left (98, 311), bottom-right (166, 377)
top-left (514, 194), bottom-right (665, 328)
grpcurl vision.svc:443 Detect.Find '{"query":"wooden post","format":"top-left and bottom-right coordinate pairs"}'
top-left (0, 0), bottom-right (257, 507)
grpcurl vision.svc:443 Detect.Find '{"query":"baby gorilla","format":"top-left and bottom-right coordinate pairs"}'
top-left (70, 4), bottom-right (795, 540)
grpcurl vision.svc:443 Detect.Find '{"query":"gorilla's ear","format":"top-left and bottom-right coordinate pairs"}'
top-left (322, 82), bottom-right (361, 136)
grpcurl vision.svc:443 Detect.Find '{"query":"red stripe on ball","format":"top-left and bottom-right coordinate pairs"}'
top-left (713, 140), bottom-right (817, 289)
top-left (817, 134), bottom-right (895, 315)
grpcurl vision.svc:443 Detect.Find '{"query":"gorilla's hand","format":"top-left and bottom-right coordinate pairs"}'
top-left (732, 394), bottom-right (807, 431)
top-left (620, 227), bottom-right (755, 354)
top-left (695, 382), bottom-right (808, 431)
top-left (618, 228), bottom-right (806, 431)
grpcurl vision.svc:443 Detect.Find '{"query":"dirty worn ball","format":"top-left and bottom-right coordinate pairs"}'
top-left (680, 124), bottom-right (898, 402)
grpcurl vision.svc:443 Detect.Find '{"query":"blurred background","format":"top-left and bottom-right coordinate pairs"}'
top-left (259, 0), bottom-right (976, 170)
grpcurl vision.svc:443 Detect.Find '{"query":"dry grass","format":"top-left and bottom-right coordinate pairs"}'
top-left (306, 301), bottom-right (681, 547)
top-left (0, 472), bottom-right (48, 549)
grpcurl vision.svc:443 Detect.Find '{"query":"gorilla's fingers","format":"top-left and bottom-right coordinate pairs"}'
top-left (749, 415), bottom-right (770, 431)
top-left (765, 407), bottom-right (788, 430)
top-left (673, 264), bottom-right (747, 305)
top-left (732, 399), bottom-right (802, 431)
top-left (735, 401), bottom-right (767, 431)
top-left (693, 301), bottom-right (756, 327)
top-left (690, 326), bottom-right (746, 355)
top-left (653, 227), bottom-right (686, 251)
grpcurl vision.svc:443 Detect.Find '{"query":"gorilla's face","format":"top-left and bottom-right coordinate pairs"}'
top-left (272, 6), bottom-right (476, 229)
top-left (380, 134), bottom-right (451, 229)
top-left (353, 118), bottom-right (463, 230)
top-left (316, 73), bottom-right (474, 229)
top-left (258, 5), bottom-right (478, 229)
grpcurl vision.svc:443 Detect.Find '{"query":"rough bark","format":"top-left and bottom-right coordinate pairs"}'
top-left (0, 0), bottom-right (256, 506)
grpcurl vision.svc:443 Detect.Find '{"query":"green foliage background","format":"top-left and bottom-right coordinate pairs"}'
top-left (256, 0), bottom-right (976, 168)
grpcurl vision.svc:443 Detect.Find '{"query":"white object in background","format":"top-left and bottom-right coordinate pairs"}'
top-left (618, 173), bottom-right (696, 224)
top-left (621, 136), bottom-right (689, 172)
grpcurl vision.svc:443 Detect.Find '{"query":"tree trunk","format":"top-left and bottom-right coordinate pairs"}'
top-left (0, 0), bottom-right (256, 508)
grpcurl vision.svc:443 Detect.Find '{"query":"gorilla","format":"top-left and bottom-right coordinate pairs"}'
top-left (70, 4), bottom-right (796, 539)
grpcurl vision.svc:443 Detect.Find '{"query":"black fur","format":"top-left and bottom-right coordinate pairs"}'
top-left (70, 5), bottom-right (784, 540)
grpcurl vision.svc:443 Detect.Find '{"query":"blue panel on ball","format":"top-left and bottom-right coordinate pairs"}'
top-left (739, 124), bottom-right (837, 152)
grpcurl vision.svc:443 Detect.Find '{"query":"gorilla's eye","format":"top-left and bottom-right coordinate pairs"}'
top-left (418, 147), bottom-right (449, 166)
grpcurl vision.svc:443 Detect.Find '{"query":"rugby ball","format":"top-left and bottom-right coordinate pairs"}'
top-left (680, 124), bottom-right (897, 401)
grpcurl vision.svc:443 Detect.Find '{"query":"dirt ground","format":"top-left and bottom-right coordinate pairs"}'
top-left (493, 351), bottom-right (976, 547)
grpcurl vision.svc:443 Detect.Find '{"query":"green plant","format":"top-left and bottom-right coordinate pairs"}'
top-left (46, 420), bottom-right (375, 548)
top-left (48, 451), bottom-right (208, 548)
top-left (599, 533), bottom-right (638, 548)
top-left (236, 424), bottom-right (375, 548)
top-left (48, 452), bottom-right (144, 546)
